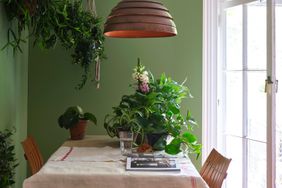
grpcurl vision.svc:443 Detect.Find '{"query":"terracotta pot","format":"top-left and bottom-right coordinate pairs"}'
top-left (69, 120), bottom-right (88, 140)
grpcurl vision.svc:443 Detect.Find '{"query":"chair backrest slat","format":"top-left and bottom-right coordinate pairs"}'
top-left (21, 136), bottom-right (44, 175)
top-left (200, 148), bottom-right (232, 188)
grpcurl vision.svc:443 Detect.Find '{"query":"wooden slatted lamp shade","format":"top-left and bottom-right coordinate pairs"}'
top-left (104, 0), bottom-right (177, 38)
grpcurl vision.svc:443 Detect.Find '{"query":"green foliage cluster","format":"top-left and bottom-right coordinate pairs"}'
top-left (0, 129), bottom-right (18, 188)
top-left (104, 62), bottom-right (201, 158)
top-left (1, 0), bottom-right (105, 89)
top-left (58, 106), bottom-right (97, 129)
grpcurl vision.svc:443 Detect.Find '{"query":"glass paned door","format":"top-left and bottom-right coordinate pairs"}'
top-left (219, 1), bottom-right (267, 188)
top-left (204, 0), bottom-right (281, 187)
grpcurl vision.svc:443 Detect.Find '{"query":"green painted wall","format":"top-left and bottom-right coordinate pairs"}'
top-left (28, 0), bottom-right (203, 168)
top-left (0, 4), bottom-right (29, 188)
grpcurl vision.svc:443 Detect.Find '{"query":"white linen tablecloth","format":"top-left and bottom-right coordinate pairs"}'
top-left (23, 136), bottom-right (209, 188)
top-left (49, 146), bottom-right (124, 162)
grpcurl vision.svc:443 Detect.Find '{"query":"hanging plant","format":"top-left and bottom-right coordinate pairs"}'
top-left (1, 0), bottom-right (105, 89)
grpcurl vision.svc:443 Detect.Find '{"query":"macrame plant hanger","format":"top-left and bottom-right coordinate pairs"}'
top-left (87, 0), bottom-right (101, 89)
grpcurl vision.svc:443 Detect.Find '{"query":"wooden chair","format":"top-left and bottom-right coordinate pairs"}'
top-left (200, 148), bottom-right (232, 188)
top-left (21, 136), bottom-right (44, 175)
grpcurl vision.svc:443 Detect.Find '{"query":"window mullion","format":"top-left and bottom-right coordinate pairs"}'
top-left (242, 4), bottom-right (249, 188)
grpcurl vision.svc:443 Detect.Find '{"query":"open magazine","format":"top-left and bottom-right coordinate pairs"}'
top-left (126, 157), bottom-right (180, 171)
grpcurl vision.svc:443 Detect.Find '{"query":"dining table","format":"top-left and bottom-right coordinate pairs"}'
top-left (23, 135), bottom-right (209, 188)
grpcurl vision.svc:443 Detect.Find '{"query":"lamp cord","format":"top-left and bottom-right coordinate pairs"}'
top-left (87, 0), bottom-right (100, 89)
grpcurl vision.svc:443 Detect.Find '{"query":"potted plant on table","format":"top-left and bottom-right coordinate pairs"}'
top-left (104, 59), bottom-right (201, 158)
top-left (0, 129), bottom-right (18, 188)
top-left (58, 106), bottom-right (97, 140)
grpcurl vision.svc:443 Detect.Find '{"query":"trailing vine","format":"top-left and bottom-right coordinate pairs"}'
top-left (1, 0), bottom-right (105, 89)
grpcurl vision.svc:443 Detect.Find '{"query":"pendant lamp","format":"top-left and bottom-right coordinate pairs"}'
top-left (104, 0), bottom-right (177, 38)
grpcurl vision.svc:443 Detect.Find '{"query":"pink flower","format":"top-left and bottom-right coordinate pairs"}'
top-left (139, 82), bottom-right (150, 93)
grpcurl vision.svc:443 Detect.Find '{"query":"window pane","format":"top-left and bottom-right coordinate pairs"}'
top-left (225, 72), bottom-right (243, 136)
top-left (248, 140), bottom-right (266, 188)
top-left (225, 136), bottom-right (243, 188)
top-left (226, 6), bottom-right (243, 70)
top-left (247, 71), bottom-right (267, 142)
top-left (247, 2), bottom-right (267, 70)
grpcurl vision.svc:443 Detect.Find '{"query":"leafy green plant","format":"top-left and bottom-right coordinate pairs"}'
top-left (104, 94), bottom-right (146, 138)
top-left (0, 129), bottom-right (18, 188)
top-left (58, 106), bottom-right (97, 129)
top-left (1, 0), bottom-right (105, 89)
top-left (104, 60), bottom-right (202, 158)
top-left (145, 73), bottom-right (201, 156)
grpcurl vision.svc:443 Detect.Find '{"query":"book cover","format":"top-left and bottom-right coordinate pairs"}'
top-left (126, 157), bottom-right (181, 171)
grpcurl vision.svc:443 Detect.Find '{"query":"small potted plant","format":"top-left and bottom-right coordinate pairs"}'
top-left (104, 95), bottom-right (145, 143)
top-left (0, 129), bottom-right (18, 188)
top-left (58, 106), bottom-right (97, 140)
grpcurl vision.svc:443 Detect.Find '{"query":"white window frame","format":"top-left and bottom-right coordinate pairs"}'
top-left (202, 0), bottom-right (219, 161)
top-left (202, 0), bottom-right (277, 187)
top-left (266, 0), bottom-right (276, 187)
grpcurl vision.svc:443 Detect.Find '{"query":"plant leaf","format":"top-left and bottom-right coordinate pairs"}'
top-left (182, 132), bottom-right (197, 144)
top-left (165, 138), bottom-right (181, 155)
top-left (84, 112), bottom-right (97, 125)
